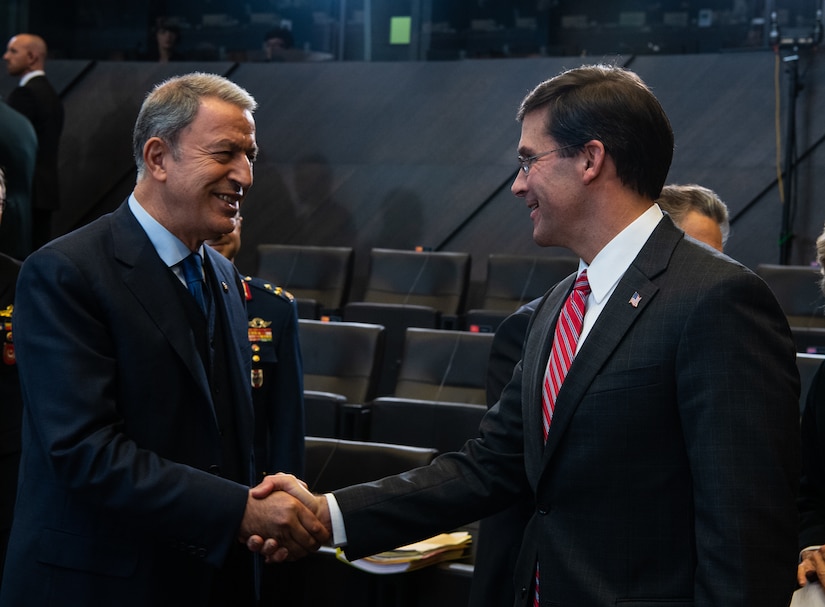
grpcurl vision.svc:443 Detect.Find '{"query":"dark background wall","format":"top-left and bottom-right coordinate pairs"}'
top-left (1, 50), bottom-right (823, 303)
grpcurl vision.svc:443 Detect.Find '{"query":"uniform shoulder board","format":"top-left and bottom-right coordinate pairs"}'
top-left (242, 276), bottom-right (294, 302)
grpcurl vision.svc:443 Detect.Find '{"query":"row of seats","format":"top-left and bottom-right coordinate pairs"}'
top-left (256, 244), bottom-right (579, 331)
top-left (256, 245), bottom-right (825, 338)
top-left (298, 320), bottom-right (491, 453)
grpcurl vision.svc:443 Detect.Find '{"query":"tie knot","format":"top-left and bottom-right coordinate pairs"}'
top-left (574, 269), bottom-right (591, 297)
top-left (180, 253), bottom-right (203, 283)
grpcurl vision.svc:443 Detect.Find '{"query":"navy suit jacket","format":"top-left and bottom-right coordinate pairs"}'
top-left (0, 202), bottom-right (255, 606)
top-left (334, 216), bottom-right (800, 607)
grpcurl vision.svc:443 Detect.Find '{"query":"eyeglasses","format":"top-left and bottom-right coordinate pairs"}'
top-left (517, 144), bottom-right (580, 176)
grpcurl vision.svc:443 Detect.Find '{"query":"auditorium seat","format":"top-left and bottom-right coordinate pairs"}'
top-left (360, 247), bottom-right (471, 319)
top-left (303, 436), bottom-right (438, 493)
top-left (367, 397), bottom-right (487, 454)
top-left (298, 320), bottom-right (385, 437)
top-left (342, 302), bottom-right (440, 397)
top-left (756, 264), bottom-right (825, 328)
top-left (256, 244), bottom-right (354, 318)
top-left (464, 254), bottom-right (578, 332)
top-left (392, 327), bottom-right (494, 405)
top-left (294, 437), bottom-right (441, 607)
top-left (298, 319), bottom-right (385, 403)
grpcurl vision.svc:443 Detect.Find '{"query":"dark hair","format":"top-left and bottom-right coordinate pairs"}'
top-left (264, 27), bottom-right (294, 49)
top-left (517, 64), bottom-right (674, 201)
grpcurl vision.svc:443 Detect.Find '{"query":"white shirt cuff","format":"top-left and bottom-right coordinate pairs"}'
top-left (324, 493), bottom-right (348, 547)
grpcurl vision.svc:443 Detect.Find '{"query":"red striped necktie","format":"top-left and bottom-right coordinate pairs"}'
top-left (535, 269), bottom-right (590, 606)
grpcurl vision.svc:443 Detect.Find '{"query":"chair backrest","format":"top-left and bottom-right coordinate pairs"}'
top-left (303, 390), bottom-right (346, 439)
top-left (368, 397), bottom-right (486, 454)
top-left (756, 264), bottom-right (825, 328)
top-left (393, 328), bottom-right (494, 405)
top-left (304, 436), bottom-right (438, 493)
top-left (362, 248), bottom-right (471, 316)
top-left (256, 244), bottom-right (354, 314)
top-left (342, 302), bottom-right (440, 397)
top-left (481, 254), bottom-right (578, 310)
top-left (298, 319), bottom-right (385, 403)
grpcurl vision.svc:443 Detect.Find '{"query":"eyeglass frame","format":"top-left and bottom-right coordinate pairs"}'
top-left (517, 143), bottom-right (583, 176)
top-left (0, 197), bottom-right (5, 212)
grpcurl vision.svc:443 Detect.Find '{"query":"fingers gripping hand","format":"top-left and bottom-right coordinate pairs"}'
top-left (240, 489), bottom-right (330, 562)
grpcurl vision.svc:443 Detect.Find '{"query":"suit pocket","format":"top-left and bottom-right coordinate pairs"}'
top-left (588, 364), bottom-right (661, 394)
top-left (37, 527), bottom-right (138, 577)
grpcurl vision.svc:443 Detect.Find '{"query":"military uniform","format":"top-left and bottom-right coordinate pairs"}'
top-left (241, 275), bottom-right (307, 605)
top-left (241, 275), bottom-right (305, 480)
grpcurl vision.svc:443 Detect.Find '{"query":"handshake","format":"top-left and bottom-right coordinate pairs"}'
top-left (238, 473), bottom-right (331, 563)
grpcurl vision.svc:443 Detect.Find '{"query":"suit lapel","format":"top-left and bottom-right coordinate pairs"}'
top-left (523, 274), bottom-right (575, 470)
top-left (536, 218), bottom-right (682, 473)
top-left (203, 247), bottom-right (254, 447)
top-left (110, 203), bottom-right (215, 418)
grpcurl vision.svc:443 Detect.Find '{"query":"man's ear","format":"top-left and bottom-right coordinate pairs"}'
top-left (581, 140), bottom-right (606, 185)
top-left (143, 137), bottom-right (170, 181)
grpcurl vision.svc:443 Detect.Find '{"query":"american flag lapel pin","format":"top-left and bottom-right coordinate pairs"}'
top-left (629, 292), bottom-right (642, 308)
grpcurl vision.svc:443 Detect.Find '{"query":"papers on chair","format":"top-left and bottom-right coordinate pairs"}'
top-left (792, 583), bottom-right (825, 607)
top-left (336, 531), bottom-right (472, 575)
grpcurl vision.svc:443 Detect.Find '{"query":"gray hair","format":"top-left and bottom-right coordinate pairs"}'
top-left (657, 183), bottom-right (730, 247)
top-left (132, 72), bottom-right (257, 179)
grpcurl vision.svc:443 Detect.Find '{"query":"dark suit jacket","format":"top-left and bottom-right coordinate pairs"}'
top-left (0, 202), bottom-right (256, 607)
top-left (334, 217), bottom-right (800, 607)
top-left (7, 74), bottom-right (64, 211)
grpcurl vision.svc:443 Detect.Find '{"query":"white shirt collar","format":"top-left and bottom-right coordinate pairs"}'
top-left (581, 203), bottom-right (664, 304)
top-left (20, 70), bottom-right (45, 86)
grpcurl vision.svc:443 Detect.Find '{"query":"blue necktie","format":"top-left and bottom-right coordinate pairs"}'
top-left (180, 253), bottom-right (207, 314)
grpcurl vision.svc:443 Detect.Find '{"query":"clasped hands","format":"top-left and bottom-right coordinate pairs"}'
top-left (238, 473), bottom-right (331, 563)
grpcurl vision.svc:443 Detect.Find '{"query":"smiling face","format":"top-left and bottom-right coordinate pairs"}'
top-left (148, 96), bottom-right (257, 250)
top-left (511, 110), bottom-right (588, 251)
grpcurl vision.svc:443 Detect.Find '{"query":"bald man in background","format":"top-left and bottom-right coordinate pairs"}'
top-left (3, 33), bottom-right (64, 249)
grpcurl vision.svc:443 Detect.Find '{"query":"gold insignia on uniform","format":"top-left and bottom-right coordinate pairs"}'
top-left (221, 281), bottom-right (229, 293)
top-left (251, 368), bottom-right (264, 388)
top-left (2, 305), bottom-right (14, 366)
top-left (248, 317), bottom-right (273, 343)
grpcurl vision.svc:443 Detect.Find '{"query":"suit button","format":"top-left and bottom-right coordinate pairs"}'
top-left (520, 587), bottom-right (528, 599)
top-left (208, 465), bottom-right (221, 475)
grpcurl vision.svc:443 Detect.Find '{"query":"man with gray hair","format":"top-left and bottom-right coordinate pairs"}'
top-left (0, 73), bottom-right (327, 607)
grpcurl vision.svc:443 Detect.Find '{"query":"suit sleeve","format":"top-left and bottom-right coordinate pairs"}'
top-left (14, 247), bottom-right (248, 567)
top-left (333, 359), bottom-right (530, 560)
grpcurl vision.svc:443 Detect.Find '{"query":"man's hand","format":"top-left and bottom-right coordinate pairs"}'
top-left (238, 485), bottom-right (330, 563)
top-left (246, 474), bottom-right (332, 563)
top-left (798, 547), bottom-right (825, 587)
